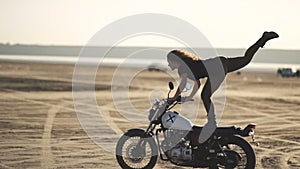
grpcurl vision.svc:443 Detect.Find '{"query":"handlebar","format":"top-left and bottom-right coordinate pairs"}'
top-left (180, 96), bottom-right (194, 103)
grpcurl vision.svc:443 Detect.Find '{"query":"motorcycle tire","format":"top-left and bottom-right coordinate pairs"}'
top-left (218, 136), bottom-right (256, 169)
top-left (116, 130), bottom-right (158, 169)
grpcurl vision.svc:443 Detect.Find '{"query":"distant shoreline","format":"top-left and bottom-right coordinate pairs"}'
top-left (1, 43), bottom-right (299, 58)
top-left (1, 44), bottom-right (300, 73)
top-left (0, 54), bottom-right (299, 73)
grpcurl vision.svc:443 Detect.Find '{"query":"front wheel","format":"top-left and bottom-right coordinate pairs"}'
top-left (116, 129), bottom-right (158, 169)
top-left (217, 136), bottom-right (256, 169)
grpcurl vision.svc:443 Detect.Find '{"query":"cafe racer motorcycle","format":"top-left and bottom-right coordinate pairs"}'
top-left (116, 82), bottom-right (257, 169)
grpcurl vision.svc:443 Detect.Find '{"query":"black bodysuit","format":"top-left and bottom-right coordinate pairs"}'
top-left (177, 56), bottom-right (227, 80)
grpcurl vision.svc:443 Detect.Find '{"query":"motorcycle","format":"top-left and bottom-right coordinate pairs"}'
top-left (116, 82), bottom-right (257, 169)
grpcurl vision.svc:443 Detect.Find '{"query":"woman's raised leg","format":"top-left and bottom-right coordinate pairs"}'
top-left (227, 31), bottom-right (279, 73)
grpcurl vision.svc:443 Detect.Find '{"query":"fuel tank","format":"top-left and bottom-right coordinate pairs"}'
top-left (162, 111), bottom-right (194, 131)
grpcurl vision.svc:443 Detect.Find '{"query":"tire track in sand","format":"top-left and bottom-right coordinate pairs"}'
top-left (227, 96), bottom-right (300, 168)
top-left (0, 89), bottom-right (68, 168)
top-left (1, 88), bottom-right (124, 167)
top-left (41, 105), bottom-right (58, 168)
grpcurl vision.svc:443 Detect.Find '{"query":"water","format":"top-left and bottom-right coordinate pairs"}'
top-left (0, 47), bottom-right (299, 73)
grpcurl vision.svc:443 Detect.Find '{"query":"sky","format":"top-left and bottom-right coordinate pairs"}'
top-left (0, 0), bottom-right (299, 49)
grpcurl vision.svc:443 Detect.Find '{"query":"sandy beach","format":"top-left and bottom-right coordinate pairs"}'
top-left (0, 62), bottom-right (299, 169)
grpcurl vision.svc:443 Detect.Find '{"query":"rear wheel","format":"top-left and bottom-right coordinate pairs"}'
top-left (217, 136), bottom-right (256, 169)
top-left (116, 130), bottom-right (158, 169)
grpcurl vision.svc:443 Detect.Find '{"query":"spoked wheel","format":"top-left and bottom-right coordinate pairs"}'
top-left (217, 136), bottom-right (256, 169)
top-left (116, 130), bottom-right (158, 169)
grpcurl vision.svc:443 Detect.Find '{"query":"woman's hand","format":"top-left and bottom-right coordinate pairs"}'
top-left (184, 96), bottom-right (194, 102)
top-left (168, 95), bottom-right (181, 102)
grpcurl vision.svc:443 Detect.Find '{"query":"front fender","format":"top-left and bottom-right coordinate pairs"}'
top-left (125, 128), bottom-right (152, 138)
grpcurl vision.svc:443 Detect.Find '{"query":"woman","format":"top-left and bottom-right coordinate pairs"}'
top-left (167, 31), bottom-right (279, 139)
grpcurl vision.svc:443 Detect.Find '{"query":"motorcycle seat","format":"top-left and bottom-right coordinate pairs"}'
top-left (192, 125), bottom-right (240, 136)
top-left (192, 125), bottom-right (236, 130)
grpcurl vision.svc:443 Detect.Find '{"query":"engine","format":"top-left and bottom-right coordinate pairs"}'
top-left (161, 129), bottom-right (193, 164)
top-left (168, 144), bottom-right (192, 163)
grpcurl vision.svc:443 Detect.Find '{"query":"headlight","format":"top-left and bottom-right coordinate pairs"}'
top-left (148, 108), bottom-right (156, 121)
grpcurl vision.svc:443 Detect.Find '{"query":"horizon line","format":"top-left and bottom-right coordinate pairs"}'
top-left (0, 42), bottom-right (298, 51)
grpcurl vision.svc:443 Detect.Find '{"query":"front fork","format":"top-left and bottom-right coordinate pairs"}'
top-left (155, 128), bottom-right (170, 161)
top-left (134, 126), bottom-right (156, 156)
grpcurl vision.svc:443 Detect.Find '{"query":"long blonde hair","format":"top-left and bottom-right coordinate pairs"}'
top-left (167, 49), bottom-right (200, 65)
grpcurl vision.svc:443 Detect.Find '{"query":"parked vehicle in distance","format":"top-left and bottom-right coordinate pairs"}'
top-left (277, 68), bottom-right (300, 78)
top-left (147, 63), bottom-right (167, 72)
top-left (295, 69), bottom-right (300, 77)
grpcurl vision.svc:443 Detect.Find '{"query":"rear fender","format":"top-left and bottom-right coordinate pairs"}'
top-left (214, 124), bottom-right (256, 137)
top-left (241, 123), bottom-right (256, 136)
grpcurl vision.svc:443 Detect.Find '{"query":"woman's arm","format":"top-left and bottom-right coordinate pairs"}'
top-left (171, 73), bottom-right (187, 100)
top-left (187, 79), bottom-right (201, 99)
